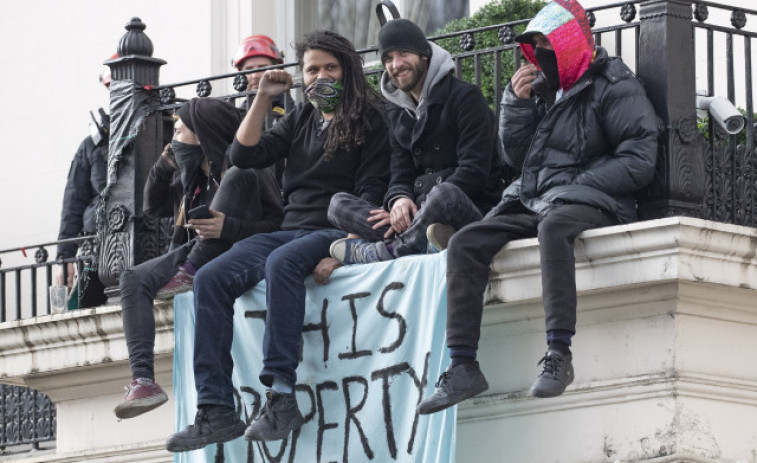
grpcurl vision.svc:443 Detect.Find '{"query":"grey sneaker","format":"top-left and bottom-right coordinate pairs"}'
top-left (529, 350), bottom-right (574, 398)
top-left (329, 238), bottom-right (394, 264)
top-left (245, 389), bottom-right (304, 441)
top-left (417, 361), bottom-right (489, 415)
top-left (426, 223), bottom-right (456, 253)
top-left (166, 405), bottom-right (246, 452)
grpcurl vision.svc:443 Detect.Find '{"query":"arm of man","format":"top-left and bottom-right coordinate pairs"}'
top-left (57, 138), bottom-right (95, 259)
top-left (574, 77), bottom-right (660, 195)
top-left (143, 143), bottom-right (181, 218)
top-left (383, 109), bottom-right (417, 212)
top-left (443, 84), bottom-right (498, 199)
top-left (230, 70), bottom-right (294, 170)
top-left (499, 64), bottom-right (542, 172)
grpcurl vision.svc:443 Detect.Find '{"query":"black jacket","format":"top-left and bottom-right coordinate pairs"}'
top-left (493, 47), bottom-right (661, 224)
top-left (144, 98), bottom-right (283, 248)
top-left (143, 155), bottom-right (282, 247)
top-left (383, 73), bottom-right (504, 212)
top-left (56, 135), bottom-right (107, 259)
top-left (230, 102), bottom-right (389, 231)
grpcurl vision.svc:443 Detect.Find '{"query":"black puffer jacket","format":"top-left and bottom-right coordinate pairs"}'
top-left (56, 134), bottom-right (107, 259)
top-left (492, 47), bottom-right (661, 224)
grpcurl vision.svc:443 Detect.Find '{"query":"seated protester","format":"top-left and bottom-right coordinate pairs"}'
top-left (114, 98), bottom-right (284, 420)
top-left (328, 19), bottom-right (503, 265)
top-left (417, 0), bottom-right (660, 414)
top-left (233, 34), bottom-right (293, 126)
top-left (165, 30), bottom-right (389, 452)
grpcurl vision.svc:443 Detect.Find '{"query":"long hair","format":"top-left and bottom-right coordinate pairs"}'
top-left (296, 30), bottom-right (383, 160)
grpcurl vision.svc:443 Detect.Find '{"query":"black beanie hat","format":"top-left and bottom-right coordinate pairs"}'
top-left (378, 19), bottom-right (432, 61)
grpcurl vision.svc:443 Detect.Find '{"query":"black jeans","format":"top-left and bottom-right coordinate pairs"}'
top-left (328, 182), bottom-right (483, 256)
top-left (446, 203), bottom-right (618, 350)
top-left (120, 167), bottom-right (264, 380)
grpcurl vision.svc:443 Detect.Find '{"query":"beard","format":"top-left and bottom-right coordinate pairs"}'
top-left (389, 59), bottom-right (428, 93)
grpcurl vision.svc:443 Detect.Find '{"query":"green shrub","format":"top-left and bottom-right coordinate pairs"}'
top-left (432, 0), bottom-right (546, 109)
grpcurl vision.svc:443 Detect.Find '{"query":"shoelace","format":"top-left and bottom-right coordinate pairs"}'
top-left (189, 408), bottom-right (209, 431)
top-left (435, 371), bottom-right (452, 388)
top-left (537, 354), bottom-right (562, 375)
top-left (257, 394), bottom-right (281, 430)
top-left (349, 241), bottom-right (376, 263)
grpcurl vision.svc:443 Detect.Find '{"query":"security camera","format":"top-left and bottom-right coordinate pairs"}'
top-left (696, 94), bottom-right (745, 135)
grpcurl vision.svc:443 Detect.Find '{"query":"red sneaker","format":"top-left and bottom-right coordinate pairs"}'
top-left (114, 378), bottom-right (168, 419)
top-left (155, 268), bottom-right (194, 300)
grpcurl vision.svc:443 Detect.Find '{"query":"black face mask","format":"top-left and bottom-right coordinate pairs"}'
top-left (533, 47), bottom-right (560, 95)
top-left (171, 140), bottom-right (204, 190)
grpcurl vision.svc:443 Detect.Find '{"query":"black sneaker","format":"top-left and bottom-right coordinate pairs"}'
top-left (166, 405), bottom-right (246, 452)
top-left (417, 361), bottom-right (489, 415)
top-left (245, 389), bottom-right (304, 441)
top-left (529, 350), bottom-right (574, 398)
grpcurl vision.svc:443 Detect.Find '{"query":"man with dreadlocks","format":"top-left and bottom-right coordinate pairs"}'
top-left (327, 18), bottom-right (504, 265)
top-left (166, 30), bottom-right (389, 452)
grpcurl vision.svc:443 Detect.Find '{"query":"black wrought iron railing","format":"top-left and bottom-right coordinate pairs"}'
top-left (693, 1), bottom-right (757, 226)
top-left (0, 236), bottom-right (96, 322)
top-left (0, 385), bottom-right (56, 450)
top-left (4, 1), bottom-right (756, 317)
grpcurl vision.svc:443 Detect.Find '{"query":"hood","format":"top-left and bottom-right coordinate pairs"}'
top-left (380, 42), bottom-right (455, 113)
top-left (178, 98), bottom-right (242, 181)
top-left (518, 0), bottom-right (595, 91)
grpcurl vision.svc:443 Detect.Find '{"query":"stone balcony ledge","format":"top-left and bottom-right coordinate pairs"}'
top-left (0, 216), bottom-right (754, 462)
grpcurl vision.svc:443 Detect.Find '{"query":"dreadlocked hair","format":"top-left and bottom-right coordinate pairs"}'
top-left (296, 30), bottom-right (383, 161)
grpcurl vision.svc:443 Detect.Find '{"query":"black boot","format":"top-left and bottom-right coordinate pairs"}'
top-left (166, 405), bottom-right (246, 452)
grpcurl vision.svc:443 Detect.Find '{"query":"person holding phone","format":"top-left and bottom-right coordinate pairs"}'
top-left (114, 97), bottom-right (284, 420)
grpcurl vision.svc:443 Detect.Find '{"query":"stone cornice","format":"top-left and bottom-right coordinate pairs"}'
top-left (486, 217), bottom-right (757, 306)
top-left (0, 217), bottom-right (754, 388)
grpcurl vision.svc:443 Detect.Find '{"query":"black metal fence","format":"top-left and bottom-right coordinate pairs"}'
top-left (693, 1), bottom-right (757, 226)
top-left (3, 0), bottom-right (751, 321)
top-left (0, 385), bottom-right (56, 450)
top-left (0, 236), bottom-right (96, 321)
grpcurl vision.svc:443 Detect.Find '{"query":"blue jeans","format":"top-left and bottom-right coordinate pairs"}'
top-left (193, 228), bottom-right (347, 408)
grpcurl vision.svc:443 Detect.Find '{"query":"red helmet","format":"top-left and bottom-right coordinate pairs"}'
top-left (100, 53), bottom-right (119, 87)
top-left (232, 35), bottom-right (283, 69)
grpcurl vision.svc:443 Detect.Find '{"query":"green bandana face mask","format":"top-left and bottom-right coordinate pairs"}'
top-left (305, 78), bottom-right (343, 114)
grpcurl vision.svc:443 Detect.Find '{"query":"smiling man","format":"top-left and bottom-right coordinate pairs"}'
top-left (327, 18), bottom-right (503, 266)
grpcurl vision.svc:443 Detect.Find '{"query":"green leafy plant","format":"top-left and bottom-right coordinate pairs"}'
top-left (432, 0), bottom-right (546, 109)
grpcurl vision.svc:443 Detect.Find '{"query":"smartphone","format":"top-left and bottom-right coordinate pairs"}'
top-left (187, 204), bottom-right (212, 220)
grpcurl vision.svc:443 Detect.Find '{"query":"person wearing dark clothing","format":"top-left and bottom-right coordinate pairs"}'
top-left (328, 18), bottom-right (503, 265)
top-left (166, 30), bottom-right (389, 452)
top-left (114, 98), bottom-right (284, 420)
top-left (418, 0), bottom-right (660, 414)
top-left (56, 134), bottom-right (107, 264)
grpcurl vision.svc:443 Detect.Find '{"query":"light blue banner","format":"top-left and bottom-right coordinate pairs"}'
top-left (173, 251), bottom-right (456, 463)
